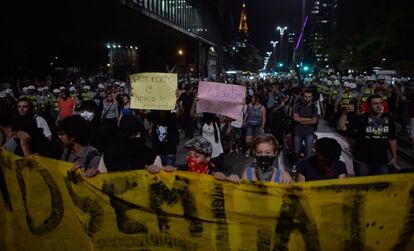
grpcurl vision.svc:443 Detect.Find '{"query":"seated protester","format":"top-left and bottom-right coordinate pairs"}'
top-left (98, 115), bottom-right (162, 173)
top-left (9, 115), bottom-right (57, 157)
top-left (58, 115), bottom-right (101, 177)
top-left (148, 110), bottom-right (179, 166)
top-left (16, 97), bottom-right (52, 141)
top-left (242, 134), bottom-right (292, 184)
top-left (151, 136), bottom-right (238, 182)
top-left (297, 137), bottom-right (347, 182)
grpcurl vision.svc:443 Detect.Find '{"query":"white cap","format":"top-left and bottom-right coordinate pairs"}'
top-left (69, 86), bottom-right (76, 92)
top-left (82, 85), bottom-right (91, 90)
top-left (98, 84), bottom-right (105, 89)
top-left (4, 88), bottom-right (13, 94)
top-left (53, 89), bottom-right (60, 94)
top-left (0, 91), bottom-right (6, 98)
top-left (114, 81), bottom-right (120, 86)
top-left (37, 87), bottom-right (44, 91)
top-left (27, 85), bottom-right (36, 90)
top-left (120, 82), bottom-right (126, 87)
top-left (22, 87), bottom-right (28, 93)
top-left (43, 86), bottom-right (49, 90)
top-left (350, 83), bottom-right (357, 89)
top-left (59, 86), bottom-right (66, 90)
top-left (343, 82), bottom-right (351, 88)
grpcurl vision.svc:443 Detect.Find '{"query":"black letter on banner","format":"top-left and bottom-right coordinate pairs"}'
top-left (257, 228), bottom-right (272, 251)
top-left (391, 185), bottom-right (414, 251)
top-left (343, 194), bottom-right (363, 250)
top-left (211, 184), bottom-right (230, 250)
top-left (273, 191), bottom-right (321, 251)
top-left (150, 176), bottom-right (203, 237)
top-left (0, 163), bottom-right (13, 211)
top-left (65, 171), bottom-right (104, 235)
top-left (15, 159), bottom-right (64, 235)
top-left (102, 178), bottom-right (148, 234)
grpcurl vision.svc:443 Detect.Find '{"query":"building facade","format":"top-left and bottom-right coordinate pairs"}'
top-left (305, 0), bottom-right (338, 68)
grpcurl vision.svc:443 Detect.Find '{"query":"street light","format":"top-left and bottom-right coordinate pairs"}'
top-left (270, 41), bottom-right (279, 69)
top-left (178, 49), bottom-right (184, 56)
top-left (277, 26), bottom-right (288, 69)
top-left (277, 26), bottom-right (288, 36)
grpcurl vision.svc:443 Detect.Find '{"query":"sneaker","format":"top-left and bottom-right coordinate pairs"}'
top-left (229, 150), bottom-right (234, 156)
top-left (235, 149), bottom-right (240, 155)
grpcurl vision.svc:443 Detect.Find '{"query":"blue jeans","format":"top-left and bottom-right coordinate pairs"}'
top-left (293, 134), bottom-right (314, 159)
top-left (160, 154), bottom-right (176, 166)
top-left (353, 160), bottom-right (389, 177)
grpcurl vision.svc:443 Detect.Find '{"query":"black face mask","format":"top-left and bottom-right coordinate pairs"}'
top-left (255, 155), bottom-right (276, 172)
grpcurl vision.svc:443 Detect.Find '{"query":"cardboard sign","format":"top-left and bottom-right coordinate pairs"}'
top-left (129, 73), bottom-right (177, 110)
top-left (197, 81), bottom-right (246, 119)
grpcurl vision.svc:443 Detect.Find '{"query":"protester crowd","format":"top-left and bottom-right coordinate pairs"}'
top-left (1, 73), bottom-right (413, 184)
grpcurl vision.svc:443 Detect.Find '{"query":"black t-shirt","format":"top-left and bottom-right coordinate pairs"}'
top-left (297, 157), bottom-right (347, 181)
top-left (293, 100), bottom-right (318, 136)
top-left (179, 92), bottom-right (194, 114)
top-left (149, 112), bottom-right (179, 155)
top-left (347, 113), bottom-right (396, 165)
top-left (104, 139), bottom-right (157, 171)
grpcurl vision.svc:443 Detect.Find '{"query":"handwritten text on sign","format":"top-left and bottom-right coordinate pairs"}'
top-left (129, 73), bottom-right (177, 110)
top-left (197, 81), bottom-right (246, 119)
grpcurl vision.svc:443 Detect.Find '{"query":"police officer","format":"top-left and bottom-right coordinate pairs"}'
top-left (50, 88), bottom-right (61, 121)
top-left (36, 87), bottom-right (49, 114)
top-left (26, 85), bottom-right (39, 114)
top-left (81, 85), bottom-right (92, 102)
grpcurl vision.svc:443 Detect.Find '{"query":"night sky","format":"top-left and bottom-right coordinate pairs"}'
top-left (224, 0), bottom-right (303, 53)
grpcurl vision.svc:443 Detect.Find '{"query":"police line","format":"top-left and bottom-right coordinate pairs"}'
top-left (1, 150), bottom-right (414, 251)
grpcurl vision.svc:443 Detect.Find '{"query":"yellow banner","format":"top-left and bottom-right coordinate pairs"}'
top-left (1, 150), bottom-right (414, 251)
top-left (129, 72), bottom-right (177, 110)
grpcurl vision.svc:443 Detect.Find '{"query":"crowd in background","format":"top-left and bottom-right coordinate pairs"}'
top-left (1, 72), bottom-right (413, 184)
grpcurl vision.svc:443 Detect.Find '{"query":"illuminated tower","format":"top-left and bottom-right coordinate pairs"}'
top-left (238, 0), bottom-right (249, 44)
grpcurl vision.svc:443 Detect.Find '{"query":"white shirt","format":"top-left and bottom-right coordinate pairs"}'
top-left (231, 105), bottom-right (246, 128)
top-left (202, 123), bottom-right (224, 158)
top-left (35, 115), bottom-right (52, 138)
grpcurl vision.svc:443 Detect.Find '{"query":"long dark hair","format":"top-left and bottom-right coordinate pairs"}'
top-left (201, 113), bottom-right (220, 143)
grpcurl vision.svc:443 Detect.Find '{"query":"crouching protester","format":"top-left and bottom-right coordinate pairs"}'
top-left (241, 134), bottom-right (292, 184)
top-left (149, 136), bottom-right (239, 183)
top-left (97, 115), bottom-right (162, 173)
top-left (58, 115), bottom-right (102, 177)
top-left (297, 137), bottom-right (347, 182)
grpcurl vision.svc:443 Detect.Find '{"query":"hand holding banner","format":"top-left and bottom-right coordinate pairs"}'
top-left (129, 73), bottom-right (177, 110)
top-left (196, 81), bottom-right (246, 119)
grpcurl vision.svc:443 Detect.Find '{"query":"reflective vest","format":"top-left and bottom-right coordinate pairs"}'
top-left (27, 95), bottom-right (38, 113)
top-left (50, 96), bottom-right (60, 112)
top-left (361, 88), bottom-right (374, 102)
top-left (81, 92), bottom-right (91, 101)
top-left (331, 89), bottom-right (339, 100)
top-left (38, 95), bottom-right (48, 112)
top-left (341, 92), bottom-right (355, 106)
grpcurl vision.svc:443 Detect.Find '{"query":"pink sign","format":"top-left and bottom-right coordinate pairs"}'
top-left (197, 81), bottom-right (246, 119)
